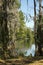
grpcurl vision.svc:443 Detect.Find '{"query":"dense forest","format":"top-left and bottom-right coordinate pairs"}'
top-left (0, 0), bottom-right (43, 65)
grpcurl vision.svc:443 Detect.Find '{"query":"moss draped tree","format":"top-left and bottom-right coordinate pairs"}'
top-left (0, 0), bottom-right (20, 59)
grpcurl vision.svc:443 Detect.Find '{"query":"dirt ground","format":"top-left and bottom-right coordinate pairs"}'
top-left (27, 59), bottom-right (43, 65)
top-left (0, 56), bottom-right (43, 65)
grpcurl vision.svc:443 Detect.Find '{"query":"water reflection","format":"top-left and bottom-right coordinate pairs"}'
top-left (25, 44), bottom-right (35, 56)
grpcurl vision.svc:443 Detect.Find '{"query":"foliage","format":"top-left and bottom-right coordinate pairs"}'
top-left (15, 10), bottom-right (34, 49)
top-left (0, 0), bottom-right (20, 59)
top-left (0, 0), bottom-right (34, 58)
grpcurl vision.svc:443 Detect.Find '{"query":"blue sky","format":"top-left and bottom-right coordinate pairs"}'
top-left (20, 0), bottom-right (34, 29)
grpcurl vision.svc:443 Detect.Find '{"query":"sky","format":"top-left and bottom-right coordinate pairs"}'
top-left (20, 0), bottom-right (34, 29)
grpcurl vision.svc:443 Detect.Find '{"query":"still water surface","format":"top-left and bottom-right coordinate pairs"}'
top-left (25, 44), bottom-right (35, 56)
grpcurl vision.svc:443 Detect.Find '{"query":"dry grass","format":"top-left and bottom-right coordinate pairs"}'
top-left (0, 59), bottom-right (5, 63)
top-left (0, 57), bottom-right (43, 65)
top-left (26, 59), bottom-right (43, 65)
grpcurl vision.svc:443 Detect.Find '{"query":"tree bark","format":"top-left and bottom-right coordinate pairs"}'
top-left (37, 0), bottom-right (43, 56)
top-left (34, 0), bottom-right (37, 56)
top-left (1, 0), bottom-right (9, 59)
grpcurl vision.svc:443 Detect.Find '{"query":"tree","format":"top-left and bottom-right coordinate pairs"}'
top-left (7, 0), bottom-right (20, 57)
top-left (0, 0), bottom-right (9, 59)
top-left (15, 10), bottom-right (34, 49)
top-left (33, 0), bottom-right (37, 56)
top-left (34, 0), bottom-right (43, 56)
top-left (37, 0), bottom-right (43, 56)
top-left (0, 0), bottom-right (20, 59)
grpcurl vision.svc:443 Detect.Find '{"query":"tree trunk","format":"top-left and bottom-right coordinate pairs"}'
top-left (33, 0), bottom-right (37, 56)
top-left (37, 0), bottom-right (43, 56)
top-left (1, 0), bottom-right (9, 59)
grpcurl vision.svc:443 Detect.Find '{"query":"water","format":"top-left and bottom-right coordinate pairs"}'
top-left (25, 44), bottom-right (35, 56)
